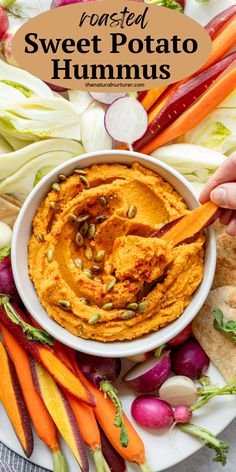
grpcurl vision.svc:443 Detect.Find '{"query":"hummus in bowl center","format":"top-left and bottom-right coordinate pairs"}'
top-left (28, 162), bottom-right (205, 342)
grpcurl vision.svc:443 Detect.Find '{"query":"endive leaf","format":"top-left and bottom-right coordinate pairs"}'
top-left (0, 138), bottom-right (84, 179)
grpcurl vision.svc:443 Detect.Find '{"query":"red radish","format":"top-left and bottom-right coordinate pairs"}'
top-left (131, 396), bottom-right (174, 430)
top-left (159, 376), bottom-right (198, 407)
top-left (205, 5), bottom-right (236, 40)
top-left (168, 324), bottom-right (192, 347)
top-left (134, 51), bottom-right (236, 151)
top-left (0, 7), bottom-right (8, 40)
top-left (99, 426), bottom-right (127, 472)
top-left (123, 351), bottom-right (171, 394)
top-left (2, 25), bottom-right (20, 67)
top-left (171, 338), bottom-right (209, 380)
top-left (177, 0), bottom-right (185, 8)
top-left (127, 351), bottom-right (154, 363)
top-left (90, 92), bottom-right (127, 105)
top-left (174, 405), bottom-right (192, 424)
top-left (0, 251), bottom-right (20, 302)
top-left (45, 82), bottom-right (68, 92)
top-left (104, 97), bottom-right (148, 147)
top-left (76, 352), bottom-right (121, 387)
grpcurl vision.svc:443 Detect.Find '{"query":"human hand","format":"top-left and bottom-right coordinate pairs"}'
top-left (199, 151), bottom-right (236, 236)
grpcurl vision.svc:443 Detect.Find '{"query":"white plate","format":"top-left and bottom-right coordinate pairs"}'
top-left (0, 360), bottom-right (235, 472)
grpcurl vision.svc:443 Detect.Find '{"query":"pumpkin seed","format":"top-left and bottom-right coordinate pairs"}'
top-left (50, 201), bottom-right (60, 211)
top-left (79, 325), bottom-right (84, 335)
top-left (85, 247), bottom-right (93, 261)
top-left (95, 215), bottom-right (107, 224)
top-left (92, 265), bottom-right (101, 274)
top-left (58, 300), bottom-right (71, 311)
top-left (106, 278), bottom-right (116, 292)
top-left (83, 269), bottom-right (93, 279)
top-left (102, 302), bottom-right (113, 310)
top-left (121, 311), bottom-right (136, 320)
top-left (52, 183), bottom-right (61, 192)
top-left (74, 258), bottom-right (83, 269)
top-left (138, 301), bottom-right (148, 313)
top-left (94, 250), bottom-right (105, 262)
top-left (78, 298), bottom-right (90, 305)
top-left (77, 214), bottom-right (90, 223)
top-left (80, 221), bottom-right (89, 237)
top-left (99, 196), bottom-right (107, 207)
top-left (88, 314), bottom-right (101, 325)
top-left (68, 214), bottom-right (78, 224)
top-left (75, 232), bottom-right (84, 247)
top-left (37, 232), bottom-right (45, 242)
top-left (47, 248), bottom-right (54, 262)
top-left (94, 278), bottom-right (102, 283)
top-left (126, 303), bottom-right (138, 311)
top-left (80, 175), bottom-right (90, 189)
top-left (127, 205), bottom-right (137, 219)
top-left (58, 174), bottom-right (67, 182)
top-left (74, 169), bottom-right (87, 175)
top-left (88, 224), bottom-right (96, 239)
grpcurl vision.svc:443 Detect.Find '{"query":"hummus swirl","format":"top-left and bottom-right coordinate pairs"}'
top-left (29, 163), bottom-right (205, 342)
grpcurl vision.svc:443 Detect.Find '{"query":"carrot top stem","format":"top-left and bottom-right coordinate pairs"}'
top-left (52, 451), bottom-right (69, 472)
top-left (140, 462), bottom-right (154, 472)
top-left (93, 448), bottom-right (111, 472)
top-left (100, 380), bottom-right (128, 448)
top-left (0, 296), bottom-right (54, 345)
top-left (102, 458), bottom-right (112, 472)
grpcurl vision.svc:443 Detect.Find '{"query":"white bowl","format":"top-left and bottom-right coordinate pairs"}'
top-left (12, 150), bottom-right (216, 358)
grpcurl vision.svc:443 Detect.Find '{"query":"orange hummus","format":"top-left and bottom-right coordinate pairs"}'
top-left (28, 163), bottom-right (205, 342)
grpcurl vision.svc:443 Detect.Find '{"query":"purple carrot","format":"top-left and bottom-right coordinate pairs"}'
top-left (99, 426), bottom-right (127, 472)
top-left (205, 5), bottom-right (236, 40)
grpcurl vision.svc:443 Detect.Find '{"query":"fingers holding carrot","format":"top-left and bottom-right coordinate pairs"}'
top-left (200, 152), bottom-right (236, 236)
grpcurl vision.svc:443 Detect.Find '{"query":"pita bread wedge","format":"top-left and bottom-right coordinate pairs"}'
top-left (0, 194), bottom-right (21, 227)
top-left (192, 286), bottom-right (236, 381)
top-left (213, 232), bottom-right (236, 288)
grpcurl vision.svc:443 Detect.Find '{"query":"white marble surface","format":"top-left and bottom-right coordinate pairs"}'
top-left (166, 419), bottom-right (236, 472)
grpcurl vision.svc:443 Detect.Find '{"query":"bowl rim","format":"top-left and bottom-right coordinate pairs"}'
top-left (11, 149), bottom-right (216, 357)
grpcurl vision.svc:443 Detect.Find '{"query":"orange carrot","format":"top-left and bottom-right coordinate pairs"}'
top-left (65, 392), bottom-right (112, 472)
top-left (0, 341), bottom-right (34, 457)
top-left (155, 201), bottom-right (219, 246)
top-left (140, 66), bottom-right (236, 154)
top-left (140, 86), bottom-right (167, 111)
top-left (66, 350), bottom-right (152, 472)
top-left (66, 393), bottom-right (100, 451)
top-left (1, 325), bottom-right (69, 472)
